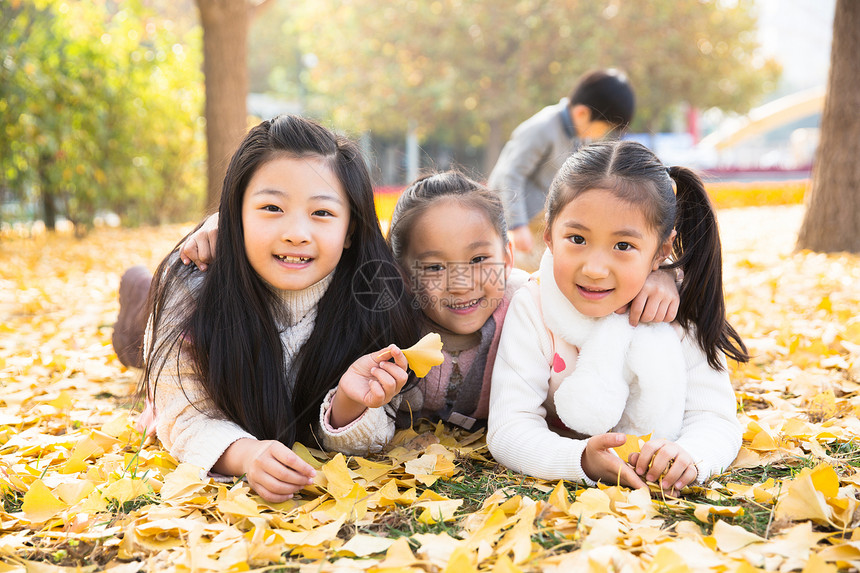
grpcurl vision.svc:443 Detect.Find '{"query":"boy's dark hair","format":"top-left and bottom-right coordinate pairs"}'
top-left (143, 115), bottom-right (420, 446)
top-left (569, 69), bottom-right (635, 131)
top-left (545, 140), bottom-right (748, 370)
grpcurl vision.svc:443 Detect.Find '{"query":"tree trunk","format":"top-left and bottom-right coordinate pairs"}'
top-left (195, 0), bottom-right (251, 212)
top-left (38, 153), bottom-right (57, 231)
top-left (42, 188), bottom-right (57, 231)
top-left (796, 0), bottom-right (860, 253)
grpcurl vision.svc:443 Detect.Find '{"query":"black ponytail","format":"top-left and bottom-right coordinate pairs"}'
top-left (668, 166), bottom-right (748, 370)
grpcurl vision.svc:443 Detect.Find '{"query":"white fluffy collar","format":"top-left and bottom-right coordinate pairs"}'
top-left (537, 250), bottom-right (687, 439)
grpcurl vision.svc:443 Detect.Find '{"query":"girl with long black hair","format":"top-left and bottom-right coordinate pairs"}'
top-left (141, 115), bottom-right (420, 502)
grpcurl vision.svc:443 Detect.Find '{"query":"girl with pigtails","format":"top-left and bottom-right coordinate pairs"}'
top-left (487, 140), bottom-right (748, 496)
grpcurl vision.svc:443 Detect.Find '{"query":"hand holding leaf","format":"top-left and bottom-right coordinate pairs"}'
top-left (628, 437), bottom-right (698, 496)
top-left (581, 433), bottom-right (647, 490)
top-left (331, 334), bottom-right (443, 428)
top-left (331, 345), bottom-right (411, 427)
top-left (611, 433), bottom-right (652, 463)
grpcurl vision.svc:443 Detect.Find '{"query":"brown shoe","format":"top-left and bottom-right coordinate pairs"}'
top-left (112, 265), bottom-right (153, 368)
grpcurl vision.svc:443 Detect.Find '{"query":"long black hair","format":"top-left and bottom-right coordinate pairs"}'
top-left (545, 140), bottom-right (748, 370)
top-left (142, 115), bottom-right (421, 445)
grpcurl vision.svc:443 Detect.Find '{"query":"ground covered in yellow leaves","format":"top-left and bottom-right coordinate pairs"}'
top-left (1, 205), bottom-right (860, 572)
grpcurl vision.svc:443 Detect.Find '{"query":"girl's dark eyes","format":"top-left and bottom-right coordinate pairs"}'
top-left (258, 206), bottom-right (335, 217)
top-left (423, 264), bottom-right (444, 273)
top-left (568, 234), bottom-right (585, 245)
top-left (470, 255), bottom-right (489, 264)
top-left (615, 242), bottom-right (634, 251)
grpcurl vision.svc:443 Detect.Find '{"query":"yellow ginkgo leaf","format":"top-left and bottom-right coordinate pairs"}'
top-left (21, 479), bottom-right (68, 523)
top-left (376, 537), bottom-right (420, 569)
top-left (338, 534), bottom-right (395, 557)
top-left (101, 477), bottom-right (152, 505)
top-left (48, 390), bottom-right (74, 410)
top-left (54, 479), bottom-right (96, 506)
top-left (321, 453), bottom-right (356, 498)
top-left (401, 332), bottom-right (444, 378)
top-left (215, 487), bottom-right (262, 519)
top-left (612, 433), bottom-right (652, 462)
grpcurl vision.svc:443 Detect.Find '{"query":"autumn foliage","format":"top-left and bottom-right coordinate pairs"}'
top-left (1, 204), bottom-right (860, 571)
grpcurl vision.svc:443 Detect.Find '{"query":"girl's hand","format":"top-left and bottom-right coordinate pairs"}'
top-left (330, 345), bottom-right (409, 428)
top-left (617, 268), bottom-right (679, 326)
top-left (215, 438), bottom-right (316, 503)
top-left (581, 433), bottom-right (647, 490)
top-left (180, 212), bottom-right (219, 270)
top-left (629, 439), bottom-right (698, 496)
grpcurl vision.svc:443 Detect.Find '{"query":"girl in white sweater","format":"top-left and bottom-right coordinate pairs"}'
top-left (141, 116), bottom-right (421, 503)
top-left (487, 140), bottom-right (748, 496)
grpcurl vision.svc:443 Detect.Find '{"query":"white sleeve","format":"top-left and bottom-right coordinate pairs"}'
top-left (487, 288), bottom-right (594, 484)
top-left (317, 388), bottom-right (397, 456)
top-left (153, 356), bottom-right (255, 473)
top-left (674, 335), bottom-right (743, 482)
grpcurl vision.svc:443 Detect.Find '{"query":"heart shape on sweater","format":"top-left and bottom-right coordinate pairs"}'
top-left (552, 353), bottom-right (566, 373)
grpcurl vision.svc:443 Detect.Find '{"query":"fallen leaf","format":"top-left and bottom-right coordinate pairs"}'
top-left (710, 519), bottom-right (765, 552)
top-left (21, 479), bottom-right (68, 523)
top-left (101, 477), bottom-right (152, 505)
top-left (612, 433), bottom-right (652, 462)
top-left (400, 332), bottom-right (444, 378)
top-left (376, 536), bottom-right (421, 569)
top-left (338, 534), bottom-right (395, 557)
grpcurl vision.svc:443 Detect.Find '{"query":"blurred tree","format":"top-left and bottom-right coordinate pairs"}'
top-left (796, 0), bottom-right (860, 253)
top-left (589, 1), bottom-right (781, 132)
top-left (293, 0), bottom-right (779, 176)
top-left (0, 0), bottom-right (204, 232)
top-left (141, 0), bottom-right (197, 34)
top-left (0, 2), bottom-right (39, 228)
top-left (247, 0), bottom-right (302, 99)
top-left (194, 0), bottom-right (273, 211)
top-left (110, 15), bottom-right (206, 225)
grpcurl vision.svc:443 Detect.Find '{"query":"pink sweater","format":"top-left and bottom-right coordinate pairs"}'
top-left (320, 268), bottom-right (529, 452)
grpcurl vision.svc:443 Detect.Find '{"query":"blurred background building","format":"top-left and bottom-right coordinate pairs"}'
top-left (613, 0), bottom-right (833, 181)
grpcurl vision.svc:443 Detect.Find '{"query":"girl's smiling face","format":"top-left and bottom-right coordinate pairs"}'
top-left (545, 188), bottom-right (673, 318)
top-left (242, 155), bottom-right (352, 291)
top-left (405, 198), bottom-right (513, 335)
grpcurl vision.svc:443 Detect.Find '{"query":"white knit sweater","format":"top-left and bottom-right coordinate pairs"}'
top-left (486, 271), bottom-right (742, 485)
top-left (151, 269), bottom-right (388, 471)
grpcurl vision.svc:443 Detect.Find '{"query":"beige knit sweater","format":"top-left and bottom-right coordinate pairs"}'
top-left (149, 270), bottom-right (390, 472)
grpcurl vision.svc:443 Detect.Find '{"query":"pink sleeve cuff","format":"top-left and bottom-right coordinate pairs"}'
top-left (320, 388), bottom-right (369, 434)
